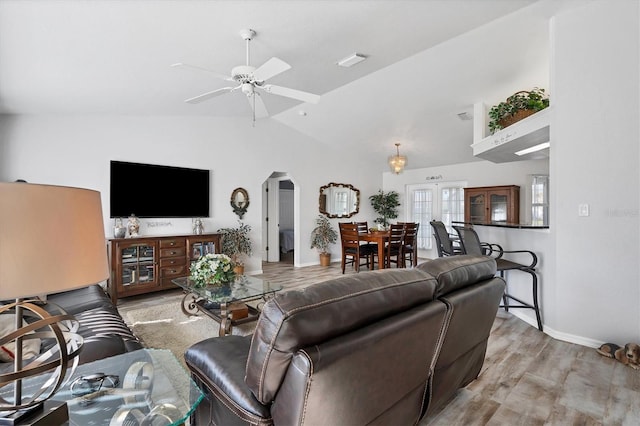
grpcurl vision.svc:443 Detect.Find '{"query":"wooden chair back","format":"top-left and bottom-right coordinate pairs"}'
top-left (386, 224), bottom-right (405, 268)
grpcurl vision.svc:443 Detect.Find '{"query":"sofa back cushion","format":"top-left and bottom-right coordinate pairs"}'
top-left (245, 269), bottom-right (438, 404)
top-left (416, 255), bottom-right (497, 298)
top-left (417, 255), bottom-right (505, 415)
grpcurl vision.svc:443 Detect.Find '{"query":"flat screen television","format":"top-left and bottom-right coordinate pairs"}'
top-left (110, 160), bottom-right (210, 218)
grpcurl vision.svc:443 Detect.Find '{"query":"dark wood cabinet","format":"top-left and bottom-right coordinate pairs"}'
top-left (464, 185), bottom-right (520, 224)
top-left (107, 233), bottom-right (221, 303)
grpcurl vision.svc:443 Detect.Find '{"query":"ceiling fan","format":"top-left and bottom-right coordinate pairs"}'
top-left (172, 29), bottom-right (320, 121)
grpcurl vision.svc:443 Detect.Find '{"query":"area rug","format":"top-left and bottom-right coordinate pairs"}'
top-left (122, 295), bottom-right (255, 367)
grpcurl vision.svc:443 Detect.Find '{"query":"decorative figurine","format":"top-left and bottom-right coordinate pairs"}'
top-left (127, 214), bottom-right (140, 237)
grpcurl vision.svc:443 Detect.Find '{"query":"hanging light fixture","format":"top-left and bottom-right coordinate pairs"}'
top-left (389, 143), bottom-right (407, 174)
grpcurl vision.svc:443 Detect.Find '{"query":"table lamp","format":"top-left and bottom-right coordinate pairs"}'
top-left (0, 182), bottom-right (109, 424)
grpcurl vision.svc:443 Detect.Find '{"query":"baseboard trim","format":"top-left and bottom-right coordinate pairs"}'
top-left (510, 311), bottom-right (604, 348)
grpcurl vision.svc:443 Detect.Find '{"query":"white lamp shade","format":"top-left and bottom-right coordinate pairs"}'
top-left (0, 182), bottom-right (109, 299)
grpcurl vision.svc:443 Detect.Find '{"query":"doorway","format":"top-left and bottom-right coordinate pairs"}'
top-left (262, 173), bottom-right (296, 265)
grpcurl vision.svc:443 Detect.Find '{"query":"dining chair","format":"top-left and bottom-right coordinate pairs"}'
top-left (339, 222), bottom-right (375, 273)
top-left (453, 225), bottom-right (542, 331)
top-left (354, 221), bottom-right (378, 254)
top-left (400, 222), bottom-right (419, 267)
top-left (385, 224), bottom-right (405, 268)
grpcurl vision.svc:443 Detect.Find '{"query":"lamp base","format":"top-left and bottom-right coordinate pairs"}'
top-left (0, 400), bottom-right (68, 426)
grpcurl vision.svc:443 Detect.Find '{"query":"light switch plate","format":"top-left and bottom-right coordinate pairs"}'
top-left (578, 203), bottom-right (590, 217)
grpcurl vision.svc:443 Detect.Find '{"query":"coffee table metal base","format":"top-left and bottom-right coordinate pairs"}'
top-left (180, 293), bottom-right (265, 336)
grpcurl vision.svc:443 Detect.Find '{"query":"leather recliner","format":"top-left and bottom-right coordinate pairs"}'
top-left (185, 255), bottom-right (505, 425)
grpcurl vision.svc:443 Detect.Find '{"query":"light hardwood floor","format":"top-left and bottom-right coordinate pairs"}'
top-left (117, 259), bottom-right (640, 425)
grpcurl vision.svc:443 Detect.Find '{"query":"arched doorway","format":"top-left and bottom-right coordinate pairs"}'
top-left (262, 173), bottom-right (297, 265)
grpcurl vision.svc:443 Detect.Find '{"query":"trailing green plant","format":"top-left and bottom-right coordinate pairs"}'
top-left (217, 220), bottom-right (252, 265)
top-left (369, 190), bottom-right (400, 227)
top-left (310, 215), bottom-right (338, 255)
top-left (488, 87), bottom-right (550, 134)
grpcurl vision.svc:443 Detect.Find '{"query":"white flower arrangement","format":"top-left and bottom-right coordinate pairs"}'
top-left (190, 253), bottom-right (236, 287)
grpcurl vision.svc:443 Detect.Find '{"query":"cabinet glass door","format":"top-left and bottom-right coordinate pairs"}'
top-left (469, 194), bottom-right (486, 222)
top-left (121, 244), bottom-right (156, 286)
top-left (490, 194), bottom-right (508, 223)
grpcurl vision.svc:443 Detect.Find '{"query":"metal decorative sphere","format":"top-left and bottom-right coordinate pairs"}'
top-left (0, 300), bottom-right (82, 412)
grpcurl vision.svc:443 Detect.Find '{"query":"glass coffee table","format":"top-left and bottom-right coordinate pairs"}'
top-left (1, 349), bottom-right (203, 425)
top-left (172, 275), bottom-right (282, 337)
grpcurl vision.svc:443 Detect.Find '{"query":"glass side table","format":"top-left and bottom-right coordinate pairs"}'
top-left (172, 275), bottom-right (282, 337)
top-left (48, 349), bottom-right (203, 425)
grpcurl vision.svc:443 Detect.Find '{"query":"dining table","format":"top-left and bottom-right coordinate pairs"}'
top-left (358, 230), bottom-right (390, 269)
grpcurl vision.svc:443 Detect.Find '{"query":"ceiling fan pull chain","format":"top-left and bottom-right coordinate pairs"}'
top-left (252, 94), bottom-right (256, 127)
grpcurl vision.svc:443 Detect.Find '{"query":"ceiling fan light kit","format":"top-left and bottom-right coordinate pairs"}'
top-left (173, 28), bottom-right (320, 124)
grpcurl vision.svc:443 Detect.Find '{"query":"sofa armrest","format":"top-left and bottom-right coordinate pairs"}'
top-left (185, 335), bottom-right (271, 425)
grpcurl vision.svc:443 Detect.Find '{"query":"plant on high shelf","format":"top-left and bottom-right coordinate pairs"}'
top-left (218, 220), bottom-right (252, 275)
top-left (310, 215), bottom-right (338, 266)
top-left (369, 190), bottom-right (400, 229)
top-left (488, 87), bottom-right (550, 134)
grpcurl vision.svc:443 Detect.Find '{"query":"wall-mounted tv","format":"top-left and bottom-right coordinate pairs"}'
top-left (110, 160), bottom-right (210, 218)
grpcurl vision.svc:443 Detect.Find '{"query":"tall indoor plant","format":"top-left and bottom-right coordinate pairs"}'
top-left (218, 220), bottom-right (252, 275)
top-left (310, 215), bottom-right (338, 266)
top-left (369, 190), bottom-right (400, 229)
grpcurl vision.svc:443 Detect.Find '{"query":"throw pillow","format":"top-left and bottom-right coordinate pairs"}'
top-left (0, 314), bottom-right (42, 363)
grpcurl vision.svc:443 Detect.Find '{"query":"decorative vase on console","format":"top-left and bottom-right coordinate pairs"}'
top-left (193, 218), bottom-right (204, 235)
top-left (127, 214), bottom-right (140, 238)
top-left (114, 218), bottom-right (126, 238)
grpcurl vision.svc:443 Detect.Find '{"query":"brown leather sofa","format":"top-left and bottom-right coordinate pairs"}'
top-left (1, 285), bottom-right (142, 375)
top-left (185, 255), bottom-right (505, 425)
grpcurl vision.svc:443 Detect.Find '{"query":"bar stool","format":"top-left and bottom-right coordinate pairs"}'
top-left (453, 225), bottom-right (542, 331)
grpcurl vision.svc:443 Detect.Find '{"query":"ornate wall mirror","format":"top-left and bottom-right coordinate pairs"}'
top-left (319, 183), bottom-right (360, 218)
top-left (230, 187), bottom-right (249, 219)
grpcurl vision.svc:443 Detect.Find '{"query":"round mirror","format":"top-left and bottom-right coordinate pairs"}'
top-left (230, 188), bottom-right (249, 219)
top-left (319, 183), bottom-right (360, 218)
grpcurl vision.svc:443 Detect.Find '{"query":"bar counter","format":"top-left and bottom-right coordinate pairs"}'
top-left (453, 221), bottom-right (549, 230)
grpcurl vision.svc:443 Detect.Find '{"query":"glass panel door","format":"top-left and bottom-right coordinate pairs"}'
top-left (490, 194), bottom-right (508, 222)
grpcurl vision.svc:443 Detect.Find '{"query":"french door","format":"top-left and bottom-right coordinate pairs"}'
top-left (406, 182), bottom-right (466, 251)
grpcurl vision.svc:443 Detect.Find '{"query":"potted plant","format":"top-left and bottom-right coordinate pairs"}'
top-left (488, 87), bottom-right (550, 134)
top-left (217, 220), bottom-right (252, 275)
top-left (310, 215), bottom-right (338, 266)
top-left (369, 190), bottom-right (400, 229)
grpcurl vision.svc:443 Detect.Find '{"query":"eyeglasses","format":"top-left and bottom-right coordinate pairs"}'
top-left (70, 373), bottom-right (120, 396)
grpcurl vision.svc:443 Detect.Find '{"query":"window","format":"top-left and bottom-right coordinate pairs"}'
top-left (407, 182), bottom-right (466, 250)
top-left (531, 175), bottom-right (549, 226)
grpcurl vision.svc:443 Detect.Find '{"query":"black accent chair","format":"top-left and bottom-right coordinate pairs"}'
top-left (453, 225), bottom-right (542, 331)
top-left (430, 220), bottom-right (462, 257)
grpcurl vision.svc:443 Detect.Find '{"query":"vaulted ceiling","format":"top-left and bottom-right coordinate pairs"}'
top-left (0, 0), bottom-right (581, 172)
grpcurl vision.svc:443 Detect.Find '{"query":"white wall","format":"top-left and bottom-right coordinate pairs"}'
top-left (551, 0), bottom-right (640, 344)
top-left (0, 114), bottom-right (382, 272)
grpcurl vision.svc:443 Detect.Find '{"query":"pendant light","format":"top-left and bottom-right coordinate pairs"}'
top-left (389, 143), bottom-right (407, 174)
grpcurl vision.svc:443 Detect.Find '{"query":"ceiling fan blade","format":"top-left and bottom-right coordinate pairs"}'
top-left (248, 92), bottom-right (269, 118)
top-left (171, 63), bottom-right (233, 82)
top-left (261, 84), bottom-right (320, 104)
top-left (252, 57), bottom-right (291, 82)
top-left (184, 87), bottom-right (236, 104)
